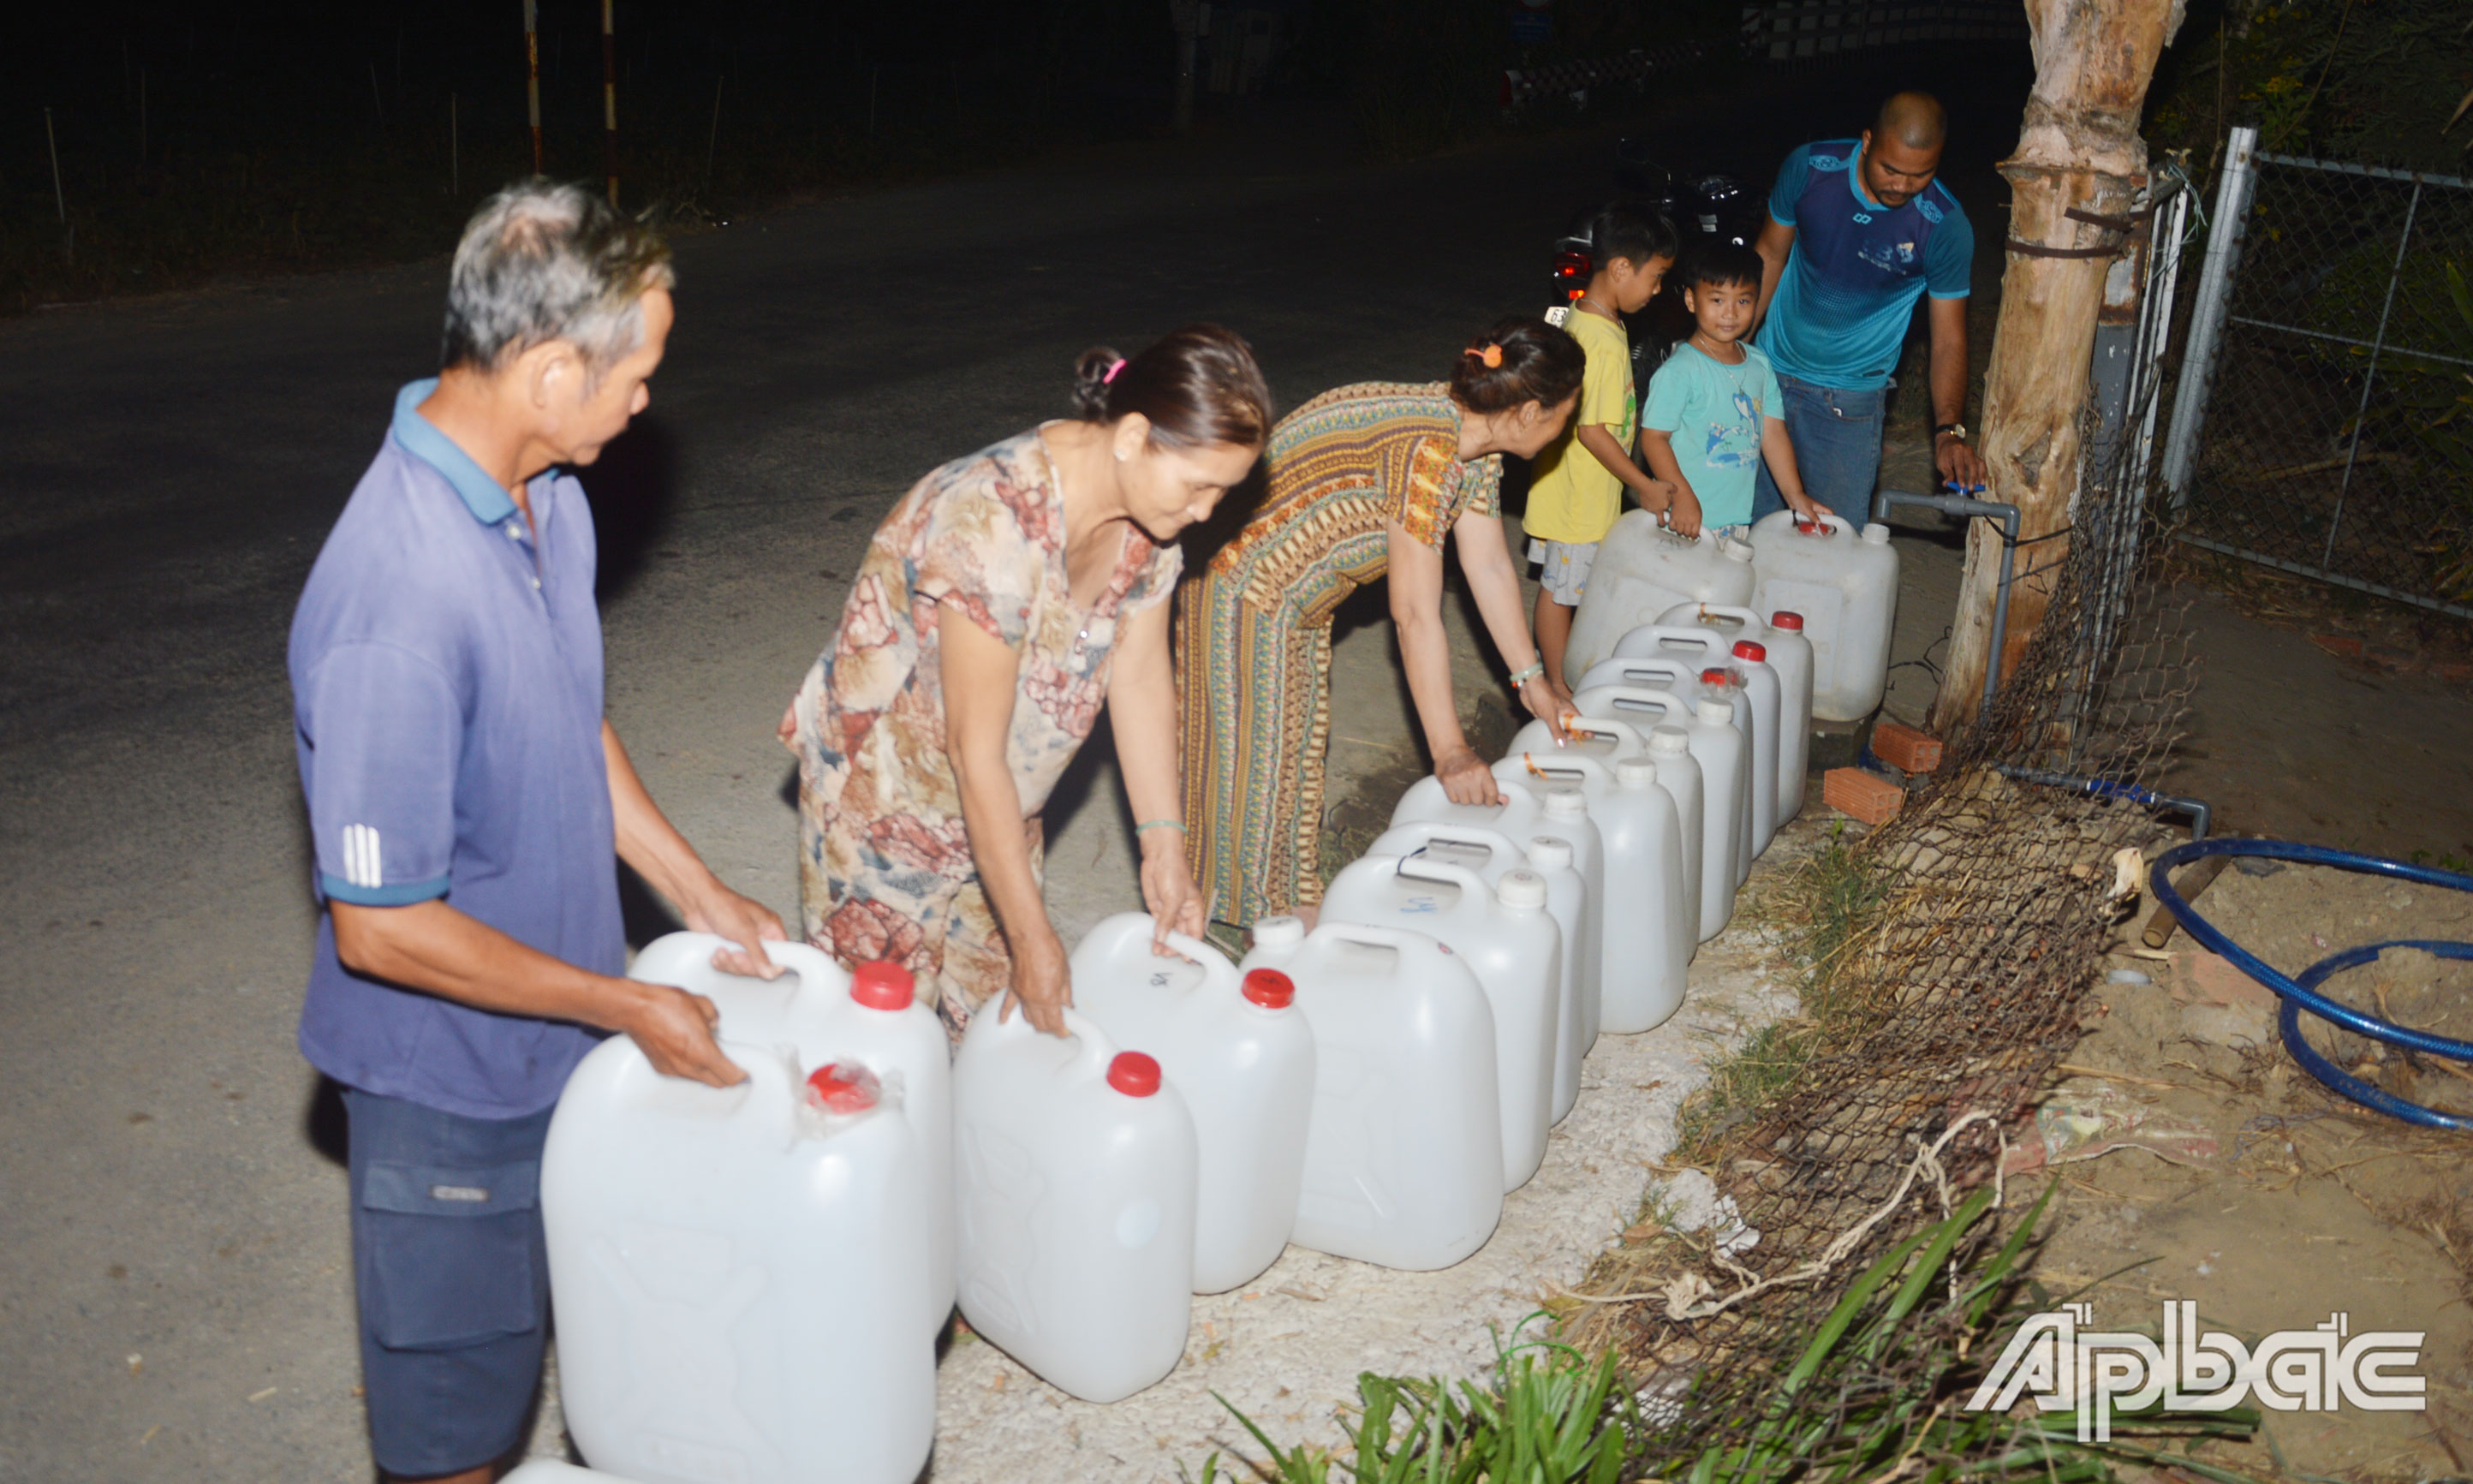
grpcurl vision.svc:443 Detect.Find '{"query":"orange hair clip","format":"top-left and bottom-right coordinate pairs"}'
top-left (1463, 343), bottom-right (1504, 368)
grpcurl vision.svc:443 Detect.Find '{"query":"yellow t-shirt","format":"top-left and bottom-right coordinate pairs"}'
top-left (1522, 307), bottom-right (1636, 544)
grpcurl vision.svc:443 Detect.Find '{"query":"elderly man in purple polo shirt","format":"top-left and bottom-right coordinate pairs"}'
top-left (289, 182), bottom-right (782, 1484)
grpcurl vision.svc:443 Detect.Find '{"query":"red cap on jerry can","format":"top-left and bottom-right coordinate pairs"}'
top-left (1106, 1052), bottom-right (1163, 1098)
top-left (806, 1062), bottom-right (880, 1114)
top-left (1733, 640), bottom-right (1767, 662)
top-left (1700, 667), bottom-right (1731, 686)
top-left (1242, 968), bottom-right (1296, 1009)
top-left (850, 961), bottom-right (915, 1011)
top-left (1771, 611), bottom-right (1804, 631)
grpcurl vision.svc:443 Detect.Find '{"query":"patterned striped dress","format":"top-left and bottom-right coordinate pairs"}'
top-left (1178, 382), bottom-right (1502, 927)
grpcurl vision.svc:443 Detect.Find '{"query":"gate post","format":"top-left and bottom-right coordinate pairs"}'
top-left (2160, 126), bottom-right (2259, 509)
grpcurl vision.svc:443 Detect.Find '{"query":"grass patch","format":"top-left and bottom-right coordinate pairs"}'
top-left (1673, 825), bottom-right (1893, 1156)
top-left (1193, 1189), bottom-right (2263, 1484)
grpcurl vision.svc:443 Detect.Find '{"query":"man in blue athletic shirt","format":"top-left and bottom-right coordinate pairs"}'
top-left (1750, 91), bottom-right (1989, 525)
top-left (289, 181), bottom-right (784, 1484)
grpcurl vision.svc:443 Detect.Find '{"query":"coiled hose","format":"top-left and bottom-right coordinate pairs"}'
top-left (2147, 837), bottom-right (2473, 1130)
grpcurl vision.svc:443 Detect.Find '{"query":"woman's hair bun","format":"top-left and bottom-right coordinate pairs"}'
top-left (1071, 347), bottom-right (1124, 421)
top-left (1070, 325), bottom-right (1272, 450)
top-left (1449, 316), bottom-right (1587, 415)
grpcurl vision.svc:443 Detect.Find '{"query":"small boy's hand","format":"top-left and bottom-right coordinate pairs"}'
top-left (1665, 484), bottom-right (1704, 539)
top-left (1785, 491), bottom-right (1826, 525)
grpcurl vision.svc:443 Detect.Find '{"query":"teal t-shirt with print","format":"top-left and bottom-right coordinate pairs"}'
top-left (1642, 341), bottom-right (1784, 529)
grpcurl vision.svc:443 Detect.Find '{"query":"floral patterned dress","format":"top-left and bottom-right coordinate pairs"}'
top-left (787, 429), bottom-right (1180, 1033)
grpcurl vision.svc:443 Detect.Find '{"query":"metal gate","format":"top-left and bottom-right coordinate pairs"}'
top-left (2162, 127), bottom-right (2473, 619)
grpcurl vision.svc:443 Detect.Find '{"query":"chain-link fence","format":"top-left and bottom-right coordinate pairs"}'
top-left (2165, 133), bottom-right (2473, 618)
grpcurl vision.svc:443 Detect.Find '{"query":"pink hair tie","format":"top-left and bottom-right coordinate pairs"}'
top-left (1102, 358), bottom-right (1128, 384)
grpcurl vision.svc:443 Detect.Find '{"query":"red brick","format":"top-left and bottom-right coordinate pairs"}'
top-left (2434, 661), bottom-right (2473, 686)
top-left (2310, 634), bottom-right (2364, 659)
top-left (1871, 720), bottom-right (1944, 775)
top-left (1824, 767), bottom-right (1904, 825)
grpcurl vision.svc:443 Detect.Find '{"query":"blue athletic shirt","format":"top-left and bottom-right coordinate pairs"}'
top-left (288, 381), bottom-right (622, 1119)
top-left (1755, 139), bottom-right (1973, 390)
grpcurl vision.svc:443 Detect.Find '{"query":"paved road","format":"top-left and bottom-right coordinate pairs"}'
top-left (0, 63), bottom-right (2039, 1479)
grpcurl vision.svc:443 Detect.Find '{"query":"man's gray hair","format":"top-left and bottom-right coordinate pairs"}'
top-left (441, 181), bottom-right (675, 378)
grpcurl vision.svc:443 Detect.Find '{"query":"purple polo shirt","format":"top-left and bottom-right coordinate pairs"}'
top-left (288, 380), bottom-right (621, 1119)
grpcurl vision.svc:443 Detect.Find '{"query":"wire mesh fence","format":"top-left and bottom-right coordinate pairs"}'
top-left (1565, 164), bottom-right (2202, 1457)
top-left (2169, 147), bottom-right (2473, 618)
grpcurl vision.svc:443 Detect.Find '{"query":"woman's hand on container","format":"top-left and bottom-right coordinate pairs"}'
top-left (1435, 743), bottom-right (1503, 807)
top-left (1139, 832), bottom-right (1207, 948)
top-left (622, 980), bottom-right (746, 1088)
top-left (998, 928), bottom-right (1075, 1037)
top-left (1519, 674), bottom-right (1577, 743)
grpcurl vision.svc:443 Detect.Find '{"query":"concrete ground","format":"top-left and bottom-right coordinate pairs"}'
top-left (9, 46), bottom-right (2469, 1483)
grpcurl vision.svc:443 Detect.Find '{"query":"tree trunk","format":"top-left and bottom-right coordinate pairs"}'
top-left (1930, 0), bottom-right (2184, 733)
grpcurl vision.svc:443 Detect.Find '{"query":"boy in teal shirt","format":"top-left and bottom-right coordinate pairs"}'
top-left (1642, 241), bottom-right (1823, 536)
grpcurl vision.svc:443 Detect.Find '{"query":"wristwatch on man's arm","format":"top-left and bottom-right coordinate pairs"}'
top-left (1933, 421), bottom-right (1969, 444)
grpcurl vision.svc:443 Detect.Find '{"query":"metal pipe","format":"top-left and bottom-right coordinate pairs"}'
top-left (2320, 180), bottom-right (2421, 569)
top-left (1995, 765), bottom-right (2210, 840)
top-left (1872, 487), bottom-right (2019, 725)
top-left (2161, 126), bottom-right (2259, 507)
top-left (2171, 532), bottom-right (2473, 621)
top-left (2255, 152), bottom-right (2470, 188)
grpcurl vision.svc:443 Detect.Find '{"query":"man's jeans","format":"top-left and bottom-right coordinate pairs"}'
top-left (1753, 372), bottom-right (1886, 528)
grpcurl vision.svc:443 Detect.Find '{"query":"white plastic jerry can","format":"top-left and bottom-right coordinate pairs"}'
top-left (627, 933), bottom-right (955, 1330)
top-left (503, 1462), bottom-right (634, 1483)
top-left (951, 1008), bottom-right (1196, 1404)
top-left (1689, 670), bottom-right (1758, 886)
top-left (1762, 612), bottom-right (1816, 821)
top-left (1570, 683), bottom-right (1745, 941)
top-left (1563, 513), bottom-right (1757, 679)
top-left (1606, 626), bottom-right (1770, 865)
top-left (1503, 717), bottom-right (1701, 950)
top-left (1656, 602), bottom-right (1815, 825)
top-left (1582, 653), bottom-right (1755, 867)
top-left (1489, 750), bottom-right (1692, 1034)
top-left (1748, 510), bottom-right (1899, 723)
top-left (543, 1040), bottom-right (936, 1484)
top-left (1319, 855), bottom-right (1560, 1193)
top-left (1699, 653), bottom-right (1780, 861)
top-left (1068, 913), bottom-right (1317, 1296)
top-left (1368, 819), bottom-right (1591, 1123)
top-left (1242, 917), bottom-right (1503, 1270)
top-left (1388, 774), bottom-right (1608, 1020)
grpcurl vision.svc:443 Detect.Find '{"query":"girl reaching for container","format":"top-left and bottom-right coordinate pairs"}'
top-left (1177, 317), bottom-right (1588, 934)
top-left (783, 327), bottom-right (1273, 1038)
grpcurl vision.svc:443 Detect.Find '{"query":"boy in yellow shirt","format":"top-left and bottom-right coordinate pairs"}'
top-left (1526, 203), bottom-right (1680, 688)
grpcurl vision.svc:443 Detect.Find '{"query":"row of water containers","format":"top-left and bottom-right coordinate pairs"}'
top-left (534, 511), bottom-right (1898, 1484)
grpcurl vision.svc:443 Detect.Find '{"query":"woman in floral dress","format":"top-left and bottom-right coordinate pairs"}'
top-left (1178, 318), bottom-right (1588, 932)
top-left (784, 327), bottom-right (1272, 1036)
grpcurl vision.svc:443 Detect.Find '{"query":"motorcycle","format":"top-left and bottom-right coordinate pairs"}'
top-left (1550, 141), bottom-right (1765, 378)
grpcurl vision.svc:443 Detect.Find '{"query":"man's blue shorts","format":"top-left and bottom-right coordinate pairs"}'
top-left (344, 1085), bottom-right (553, 1478)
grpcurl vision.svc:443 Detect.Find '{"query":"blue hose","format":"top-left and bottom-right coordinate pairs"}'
top-left (2146, 837), bottom-right (2473, 1129)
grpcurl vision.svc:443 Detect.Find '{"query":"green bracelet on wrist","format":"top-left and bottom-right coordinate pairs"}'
top-left (1135, 819), bottom-right (1186, 836)
top-left (1507, 660), bottom-right (1546, 687)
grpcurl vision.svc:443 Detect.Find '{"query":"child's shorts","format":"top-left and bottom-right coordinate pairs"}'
top-left (1527, 538), bottom-right (1598, 605)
